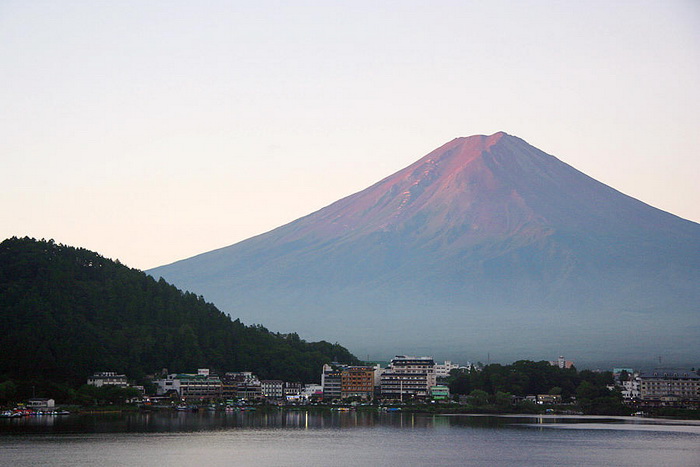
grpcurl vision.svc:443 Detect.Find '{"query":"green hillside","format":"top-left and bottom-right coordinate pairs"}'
top-left (0, 237), bottom-right (358, 392)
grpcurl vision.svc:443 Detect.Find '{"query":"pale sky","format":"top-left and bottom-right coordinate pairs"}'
top-left (1, 1), bottom-right (698, 270)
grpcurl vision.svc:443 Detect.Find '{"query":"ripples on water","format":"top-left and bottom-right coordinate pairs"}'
top-left (1, 412), bottom-right (698, 466)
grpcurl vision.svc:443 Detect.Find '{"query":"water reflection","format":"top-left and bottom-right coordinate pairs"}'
top-left (2, 411), bottom-right (699, 435)
top-left (0, 411), bottom-right (481, 434)
top-left (2, 412), bottom-right (699, 467)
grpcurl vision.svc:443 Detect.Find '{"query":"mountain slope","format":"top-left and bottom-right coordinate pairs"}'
top-left (0, 237), bottom-right (358, 387)
top-left (149, 133), bottom-right (700, 365)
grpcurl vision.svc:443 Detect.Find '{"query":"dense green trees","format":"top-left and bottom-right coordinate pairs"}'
top-left (447, 361), bottom-right (626, 415)
top-left (0, 237), bottom-right (358, 400)
top-left (74, 385), bottom-right (142, 406)
top-left (0, 380), bottom-right (17, 404)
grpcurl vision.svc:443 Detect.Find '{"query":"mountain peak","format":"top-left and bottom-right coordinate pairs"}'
top-left (437, 131), bottom-right (511, 155)
top-left (461, 130), bottom-right (510, 143)
top-left (149, 133), bottom-right (700, 365)
top-left (416, 132), bottom-right (519, 177)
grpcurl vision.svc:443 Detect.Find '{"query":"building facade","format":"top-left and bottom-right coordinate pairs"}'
top-left (155, 369), bottom-right (222, 400)
top-left (221, 372), bottom-right (261, 401)
top-left (430, 385), bottom-right (450, 401)
top-left (284, 382), bottom-right (303, 401)
top-left (27, 398), bottom-right (55, 409)
top-left (435, 361), bottom-right (471, 379)
top-left (380, 356), bottom-right (436, 399)
top-left (302, 384), bottom-right (323, 401)
top-left (549, 356), bottom-right (574, 369)
top-left (321, 364), bottom-right (343, 400)
top-left (638, 369), bottom-right (700, 406)
top-left (341, 366), bottom-right (375, 400)
top-left (261, 380), bottom-right (284, 400)
top-left (87, 372), bottom-right (129, 388)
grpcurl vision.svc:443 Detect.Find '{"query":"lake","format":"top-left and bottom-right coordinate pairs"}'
top-left (1, 411), bottom-right (699, 466)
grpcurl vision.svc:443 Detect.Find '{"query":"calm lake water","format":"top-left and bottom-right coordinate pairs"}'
top-left (1, 411), bottom-right (699, 466)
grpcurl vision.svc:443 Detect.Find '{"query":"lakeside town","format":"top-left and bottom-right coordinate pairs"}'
top-left (3, 355), bottom-right (699, 419)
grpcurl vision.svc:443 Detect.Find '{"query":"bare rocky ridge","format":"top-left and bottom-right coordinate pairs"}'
top-left (149, 133), bottom-right (700, 366)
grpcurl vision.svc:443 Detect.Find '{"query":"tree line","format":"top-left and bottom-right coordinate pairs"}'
top-left (447, 360), bottom-right (627, 414)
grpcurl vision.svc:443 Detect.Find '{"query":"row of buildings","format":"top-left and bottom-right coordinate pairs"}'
top-left (86, 362), bottom-right (700, 408)
top-left (322, 355), bottom-right (459, 401)
top-left (90, 356), bottom-right (465, 403)
top-left (152, 369), bottom-right (318, 402)
top-left (616, 368), bottom-right (700, 407)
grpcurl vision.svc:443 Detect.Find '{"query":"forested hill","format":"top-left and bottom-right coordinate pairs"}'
top-left (0, 237), bottom-right (358, 387)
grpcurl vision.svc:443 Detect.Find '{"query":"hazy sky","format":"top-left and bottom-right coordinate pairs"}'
top-left (2, 1), bottom-right (698, 270)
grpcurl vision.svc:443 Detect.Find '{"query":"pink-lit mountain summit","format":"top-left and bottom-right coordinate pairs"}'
top-left (150, 133), bottom-right (700, 365)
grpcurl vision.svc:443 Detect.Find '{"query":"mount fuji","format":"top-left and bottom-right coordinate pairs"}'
top-left (149, 133), bottom-right (700, 365)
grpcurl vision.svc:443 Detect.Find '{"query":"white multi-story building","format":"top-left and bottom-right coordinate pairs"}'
top-left (549, 356), bottom-right (574, 369)
top-left (620, 377), bottom-right (640, 401)
top-left (302, 384), bottom-right (323, 401)
top-left (380, 355), bottom-right (436, 399)
top-left (87, 372), bottom-right (129, 388)
top-left (261, 380), bottom-right (284, 400)
top-left (155, 369), bottom-right (222, 400)
top-left (435, 361), bottom-right (464, 379)
top-left (618, 369), bottom-right (639, 402)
